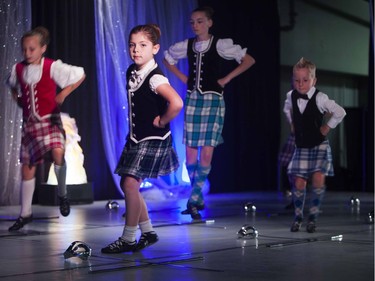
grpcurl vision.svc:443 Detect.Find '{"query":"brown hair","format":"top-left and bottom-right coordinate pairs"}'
top-left (21, 26), bottom-right (50, 47)
top-left (192, 6), bottom-right (214, 20)
top-left (128, 24), bottom-right (161, 46)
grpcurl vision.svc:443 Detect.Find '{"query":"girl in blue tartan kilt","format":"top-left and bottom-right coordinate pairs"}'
top-left (283, 57), bottom-right (346, 233)
top-left (101, 24), bottom-right (183, 254)
top-left (164, 6), bottom-right (255, 219)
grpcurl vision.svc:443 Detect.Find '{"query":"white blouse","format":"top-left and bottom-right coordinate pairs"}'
top-left (164, 37), bottom-right (247, 65)
top-left (8, 57), bottom-right (85, 89)
top-left (128, 59), bottom-right (169, 93)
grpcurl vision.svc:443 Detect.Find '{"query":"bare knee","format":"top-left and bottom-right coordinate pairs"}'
top-left (52, 148), bottom-right (65, 166)
top-left (122, 176), bottom-right (142, 196)
top-left (311, 172), bottom-right (325, 188)
top-left (199, 146), bottom-right (214, 166)
top-left (22, 164), bottom-right (36, 180)
top-left (294, 176), bottom-right (307, 190)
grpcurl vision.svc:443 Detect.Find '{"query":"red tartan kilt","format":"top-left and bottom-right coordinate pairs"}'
top-left (21, 114), bottom-right (65, 165)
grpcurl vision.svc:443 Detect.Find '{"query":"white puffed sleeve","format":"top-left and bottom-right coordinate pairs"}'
top-left (163, 39), bottom-right (189, 65)
top-left (149, 74), bottom-right (170, 93)
top-left (216, 38), bottom-right (247, 64)
top-left (51, 60), bottom-right (85, 89)
top-left (7, 65), bottom-right (18, 88)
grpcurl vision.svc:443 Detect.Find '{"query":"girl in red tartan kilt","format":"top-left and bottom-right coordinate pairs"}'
top-left (7, 26), bottom-right (85, 231)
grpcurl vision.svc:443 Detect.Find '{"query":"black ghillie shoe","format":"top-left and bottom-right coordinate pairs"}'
top-left (101, 238), bottom-right (136, 253)
top-left (8, 215), bottom-right (33, 232)
top-left (191, 214), bottom-right (202, 220)
top-left (290, 219), bottom-right (302, 232)
top-left (306, 221), bottom-right (316, 233)
top-left (134, 232), bottom-right (159, 252)
top-left (189, 205), bottom-right (202, 220)
top-left (59, 196), bottom-right (70, 217)
top-left (181, 203), bottom-right (204, 215)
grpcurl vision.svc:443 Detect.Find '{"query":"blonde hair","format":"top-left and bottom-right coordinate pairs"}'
top-left (293, 57), bottom-right (316, 78)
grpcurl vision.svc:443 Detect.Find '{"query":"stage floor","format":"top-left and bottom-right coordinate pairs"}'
top-left (0, 191), bottom-right (373, 281)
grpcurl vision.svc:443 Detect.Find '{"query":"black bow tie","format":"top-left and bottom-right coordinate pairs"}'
top-left (296, 93), bottom-right (309, 100)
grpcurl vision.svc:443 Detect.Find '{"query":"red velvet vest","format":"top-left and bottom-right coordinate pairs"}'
top-left (16, 58), bottom-right (59, 121)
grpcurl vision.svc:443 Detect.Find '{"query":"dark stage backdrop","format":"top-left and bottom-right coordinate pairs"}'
top-left (31, 0), bottom-right (121, 200)
top-left (198, 0), bottom-right (281, 192)
top-left (30, 0), bottom-right (281, 199)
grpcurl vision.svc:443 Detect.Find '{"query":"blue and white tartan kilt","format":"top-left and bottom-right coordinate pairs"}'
top-left (184, 90), bottom-right (225, 147)
top-left (287, 140), bottom-right (334, 178)
top-left (278, 133), bottom-right (295, 167)
top-left (115, 135), bottom-right (179, 179)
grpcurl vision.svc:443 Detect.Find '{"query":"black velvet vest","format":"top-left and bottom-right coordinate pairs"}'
top-left (187, 36), bottom-right (223, 95)
top-left (292, 89), bottom-right (326, 148)
top-left (126, 64), bottom-right (170, 143)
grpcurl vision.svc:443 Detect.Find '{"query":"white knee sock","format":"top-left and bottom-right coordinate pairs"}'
top-left (20, 178), bottom-right (35, 218)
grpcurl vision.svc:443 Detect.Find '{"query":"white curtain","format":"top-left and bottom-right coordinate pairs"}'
top-left (94, 0), bottom-right (197, 196)
top-left (0, 0), bottom-right (31, 205)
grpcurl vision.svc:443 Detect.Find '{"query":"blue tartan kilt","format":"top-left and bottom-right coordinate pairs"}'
top-left (115, 135), bottom-right (179, 179)
top-left (184, 90), bottom-right (225, 147)
top-left (287, 140), bottom-right (334, 178)
top-left (278, 133), bottom-right (296, 167)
